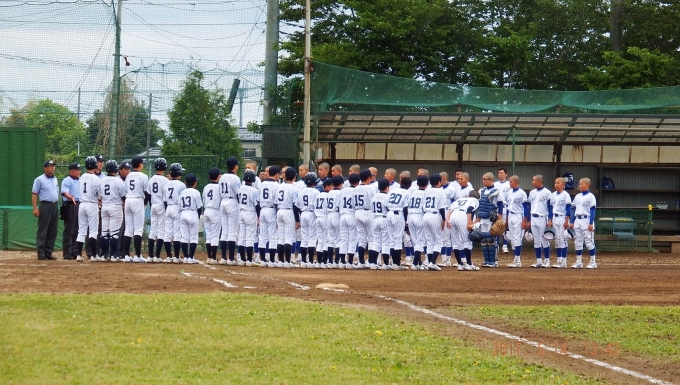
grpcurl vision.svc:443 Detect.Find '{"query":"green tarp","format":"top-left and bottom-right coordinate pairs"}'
top-left (0, 206), bottom-right (64, 251)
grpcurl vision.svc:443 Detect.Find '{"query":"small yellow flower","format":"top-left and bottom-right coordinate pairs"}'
top-left (525, 369), bottom-right (531, 373)
top-left (375, 331), bottom-right (382, 336)
top-left (331, 366), bottom-right (336, 370)
top-left (137, 339), bottom-right (142, 342)
top-left (130, 342), bottom-right (135, 345)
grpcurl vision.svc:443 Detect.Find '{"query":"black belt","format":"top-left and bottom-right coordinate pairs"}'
top-left (393, 210), bottom-right (400, 215)
top-left (40, 201), bottom-right (57, 205)
top-left (553, 213), bottom-right (563, 217)
top-left (532, 214), bottom-right (546, 218)
top-left (576, 215), bottom-right (589, 219)
top-left (361, 208), bottom-right (370, 211)
top-left (509, 211), bottom-right (521, 215)
top-left (63, 200), bottom-right (78, 205)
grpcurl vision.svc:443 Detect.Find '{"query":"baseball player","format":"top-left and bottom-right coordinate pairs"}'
top-left (203, 167), bottom-right (222, 264)
top-left (528, 174), bottom-right (553, 268)
top-left (386, 176), bottom-right (410, 268)
top-left (408, 168), bottom-right (429, 193)
top-left (422, 174), bottom-right (446, 271)
top-left (328, 176), bottom-right (344, 268)
top-left (570, 178), bottom-right (597, 269)
top-left (178, 173), bottom-right (203, 264)
top-left (99, 160), bottom-right (127, 262)
top-left (344, 164), bottom-right (360, 188)
top-left (548, 177), bottom-right (572, 269)
top-left (163, 163), bottom-right (186, 263)
top-left (506, 175), bottom-right (529, 268)
top-left (338, 173), bottom-right (360, 269)
top-left (440, 172), bottom-right (457, 266)
top-left (370, 179), bottom-right (393, 270)
top-left (258, 166), bottom-right (280, 267)
top-left (242, 161), bottom-right (261, 190)
top-left (354, 169), bottom-right (375, 269)
top-left (384, 168), bottom-right (400, 192)
top-left (445, 172), bottom-right (474, 266)
top-left (315, 162), bottom-right (330, 192)
top-left (476, 172), bottom-right (503, 267)
top-left (446, 190), bottom-right (480, 271)
top-left (369, 167), bottom-right (379, 192)
top-left (408, 175), bottom-right (429, 270)
top-left (315, 179), bottom-right (333, 268)
top-left (123, 156), bottom-right (149, 263)
top-left (219, 157), bottom-right (241, 264)
top-left (76, 156), bottom-right (101, 262)
top-left (276, 167), bottom-right (300, 268)
top-left (295, 172), bottom-right (319, 268)
top-left (146, 158), bottom-right (168, 263)
top-left (293, 164), bottom-right (310, 258)
top-left (494, 168), bottom-right (511, 253)
top-left (398, 171), bottom-right (415, 263)
top-left (237, 170), bottom-right (260, 266)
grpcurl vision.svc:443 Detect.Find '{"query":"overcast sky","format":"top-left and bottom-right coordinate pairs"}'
top-left (0, 0), bottom-right (274, 129)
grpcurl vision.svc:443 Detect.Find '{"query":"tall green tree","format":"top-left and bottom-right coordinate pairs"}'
top-left (164, 70), bottom-right (242, 168)
top-left (5, 99), bottom-right (85, 163)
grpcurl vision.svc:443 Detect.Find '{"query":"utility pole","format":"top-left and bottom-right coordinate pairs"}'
top-left (262, 0), bottom-right (279, 125)
top-left (109, 0), bottom-right (123, 159)
top-left (610, 0), bottom-right (623, 52)
top-left (239, 89), bottom-right (244, 129)
top-left (302, 0), bottom-right (312, 166)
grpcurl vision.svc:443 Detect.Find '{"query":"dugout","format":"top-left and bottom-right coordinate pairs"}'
top-left (307, 63), bottom-right (680, 250)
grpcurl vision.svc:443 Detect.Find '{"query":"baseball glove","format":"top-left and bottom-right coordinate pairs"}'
top-left (489, 219), bottom-right (507, 237)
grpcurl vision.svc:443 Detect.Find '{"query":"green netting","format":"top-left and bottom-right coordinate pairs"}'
top-left (0, 127), bottom-right (46, 206)
top-left (311, 62), bottom-right (680, 113)
top-left (595, 209), bottom-right (653, 252)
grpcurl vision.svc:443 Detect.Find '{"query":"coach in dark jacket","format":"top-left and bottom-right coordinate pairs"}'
top-left (61, 162), bottom-right (81, 259)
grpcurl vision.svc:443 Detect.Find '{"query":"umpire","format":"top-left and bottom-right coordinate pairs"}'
top-left (32, 160), bottom-right (59, 260)
top-left (60, 162), bottom-right (81, 260)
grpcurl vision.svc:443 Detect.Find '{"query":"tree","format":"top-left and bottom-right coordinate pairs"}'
top-left (5, 99), bottom-right (85, 163)
top-left (164, 70), bottom-right (242, 171)
top-left (86, 78), bottom-right (163, 156)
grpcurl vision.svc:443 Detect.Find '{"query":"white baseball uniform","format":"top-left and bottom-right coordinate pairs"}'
top-left (338, 185), bottom-right (357, 255)
top-left (100, 175), bottom-right (126, 240)
top-left (218, 172), bottom-right (241, 243)
top-left (163, 180), bottom-right (185, 242)
top-left (237, 184), bottom-right (259, 248)
top-left (124, 170), bottom-right (148, 237)
top-left (550, 190), bottom-right (572, 250)
top-left (448, 197), bottom-right (478, 251)
top-left (506, 187), bottom-right (528, 251)
top-left (258, 180), bottom-right (279, 252)
top-left (147, 174), bottom-right (168, 241)
top-left (314, 191), bottom-right (329, 251)
top-left (326, 187), bottom-right (342, 249)
top-left (295, 186), bottom-right (319, 248)
top-left (178, 187), bottom-right (203, 244)
top-left (407, 189), bottom-right (426, 253)
top-left (353, 184), bottom-right (375, 250)
top-left (370, 192), bottom-right (390, 255)
top-left (386, 187), bottom-right (410, 251)
top-left (528, 187), bottom-right (552, 248)
top-left (571, 191), bottom-right (596, 252)
top-left (202, 182), bottom-right (222, 246)
top-left (422, 187), bottom-right (447, 253)
top-left (276, 183), bottom-right (299, 246)
top-left (77, 172), bottom-right (101, 244)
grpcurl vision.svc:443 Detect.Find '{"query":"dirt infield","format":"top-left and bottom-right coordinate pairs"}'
top-left (1, 250), bottom-right (678, 384)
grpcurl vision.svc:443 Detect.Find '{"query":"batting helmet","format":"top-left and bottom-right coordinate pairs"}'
top-left (169, 163), bottom-right (184, 177)
top-left (105, 160), bottom-right (119, 174)
top-left (543, 228), bottom-right (556, 240)
top-left (304, 172), bottom-right (318, 186)
top-left (565, 228), bottom-right (575, 240)
top-left (525, 231), bottom-right (534, 243)
top-left (243, 169), bottom-right (256, 183)
top-left (154, 157), bottom-right (168, 171)
top-left (85, 156), bottom-right (98, 170)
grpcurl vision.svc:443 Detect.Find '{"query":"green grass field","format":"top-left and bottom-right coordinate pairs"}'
top-left (455, 305), bottom-right (680, 362)
top-left (0, 293), bottom-right (599, 384)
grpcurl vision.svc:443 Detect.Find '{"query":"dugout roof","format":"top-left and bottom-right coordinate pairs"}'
top-left (315, 112), bottom-right (680, 145)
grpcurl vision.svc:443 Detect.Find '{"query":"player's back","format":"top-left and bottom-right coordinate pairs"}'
top-left (148, 175), bottom-right (168, 205)
top-left (259, 180), bottom-right (278, 208)
top-left (79, 172), bottom-right (101, 203)
top-left (276, 183), bottom-right (298, 209)
top-left (371, 192), bottom-right (390, 216)
top-left (422, 187), bottom-right (446, 213)
top-left (353, 184), bottom-right (375, 211)
top-left (202, 182), bottom-right (222, 210)
top-left (449, 196), bottom-right (479, 214)
top-left (315, 192), bottom-right (328, 215)
top-left (408, 189), bottom-right (426, 216)
top-left (179, 187), bottom-right (203, 211)
top-left (125, 171), bottom-right (148, 199)
top-left (218, 172), bottom-right (240, 200)
top-left (238, 184), bottom-right (259, 211)
top-left (339, 186), bottom-right (356, 215)
top-left (386, 187), bottom-right (409, 211)
top-left (327, 189), bottom-right (341, 214)
top-left (101, 175), bottom-right (126, 205)
top-left (164, 180), bottom-right (186, 206)
top-left (296, 187), bottom-right (319, 212)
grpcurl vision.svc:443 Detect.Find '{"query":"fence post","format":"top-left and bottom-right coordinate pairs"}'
top-left (647, 206), bottom-right (653, 252)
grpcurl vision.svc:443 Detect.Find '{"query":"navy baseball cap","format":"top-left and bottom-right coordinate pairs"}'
top-left (95, 154), bottom-right (105, 162)
top-left (417, 175), bottom-right (429, 187)
top-left (185, 173), bottom-right (198, 186)
top-left (119, 162), bottom-right (131, 169)
top-left (284, 167), bottom-right (297, 180)
top-left (348, 174), bottom-right (361, 185)
top-left (332, 175), bottom-right (344, 187)
top-left (208, 167), bottom-right (221, 180)
top-left (131, 156), bottom-right (144, 168)
top-left (226, 157), bottom-right (239, 170)
top-left (43, 160), bottom-right (55, 167)
top-left (359, 169), bottom-right (372, 181)
top-left (68, 162), bottom-right (80, 170)
top-left (378, 178), bottom-right (389, 191)
top-left (322, 178), bottom-right (334, 188)
top-left (269, 166), bottom-right (281, 176)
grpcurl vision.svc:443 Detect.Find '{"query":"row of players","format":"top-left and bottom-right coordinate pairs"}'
top-left (71, 155), bottom-right (597, 270)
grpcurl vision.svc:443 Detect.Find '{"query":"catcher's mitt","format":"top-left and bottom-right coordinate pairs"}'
top-left (489, 220), bottom-right (507, 237)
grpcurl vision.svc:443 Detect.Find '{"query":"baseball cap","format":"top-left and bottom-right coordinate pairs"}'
top-left (269, 165), bottom-right (281, 176)
top-left (208, 167), bottom-right (221, 180)
top-left (322, 178), bottom-right (334, 188)
top-left (43, 160), bottom-right (55, 167)
top-left (332, 175), bottom-right (344, 187)
top-left (348, 174), bottom-right (361, 185)
top-left (226, 157), bottom-right (239, 170)
top-left (378, 178), bottom-right (389, 191)
top-left (68, 162), bottom-right (80, 170)
top-left (131, 156), bottom-right (144, 168)
top-left (95, 154), bottom-right (105, 162)
top-left (284, 167), bottom-right (297, 180)
top-left (359, 169), bottom-right (372, 181)
top-left (119, 162), bottom-right (131, 169)
top-left (185, 173), bottom-right (198, 186)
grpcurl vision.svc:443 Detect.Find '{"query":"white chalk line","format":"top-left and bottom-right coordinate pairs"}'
top-left (180, 271), bottom-right (238, 289)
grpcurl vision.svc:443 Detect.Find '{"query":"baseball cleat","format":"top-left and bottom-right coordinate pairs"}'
top-left (237, 260), bottom-right (246, 267)
top-left (245, 261), bottom-right (252, 267)
top-left (283, 262), bottom-right (293, 269)
top-left (393, 265), bottom-right (405, 271)
top-left (507, 261), bottom-right (521, 268)
top-left (418, 264), bottom-right (428, 271)
top-left (76, 256), bottom-right (84, 262)
top-left (530, 261), bottom-right (543, 268)
top-left (218, 259), bottom-right (228, 265)
top-left (132, 256), bottom-right (141, 263)
top-left (186, 258), bottom-right (199, 264)
top-left (457, 265), bottom-right (465, 271)
top-left (152, 257), bottom-right (162, 263)
top-left (466, 264), bottom-right (480, 271)
top-left (502, 245), bottom-right (509, 253)
top-left (172, 257), bottom-right (180, 264)
top-left (260, 261), bottom-right (268, 268)
top-left (428, 263), bottom-right (441, 271)
top-left (571, 262), bottom-right (583, 269)
top-left (338, 263), bottom-right (346, 269)
top-left (369, 263), bottom-right (378, 270)
top-left (276, 261), bottom-right (284, 268)
top-left (481, 262), bottom-right (493, 268)
top-left (542, 261), bottom-right (551, 268)
top-left (586, 261), bottom-right (598, 269)
top-left (381, 264), bottom-right (392, 270)
top-left (124, 255), bottom-right (132, 263)
top-left (411, 264), bottom-right (419, 271)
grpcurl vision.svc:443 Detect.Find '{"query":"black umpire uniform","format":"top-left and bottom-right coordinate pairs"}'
top-left (32, 160), bottom-right (59, 260)
top-left (60, 162), bottom-right (81, 259)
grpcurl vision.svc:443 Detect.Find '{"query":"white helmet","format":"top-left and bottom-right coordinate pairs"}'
top-left (543, 228), bottom-right (556, 240)
top-left (565, 228), bottom-right (575, 240)
top-left (525, 231), bottom-right (534, 243)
